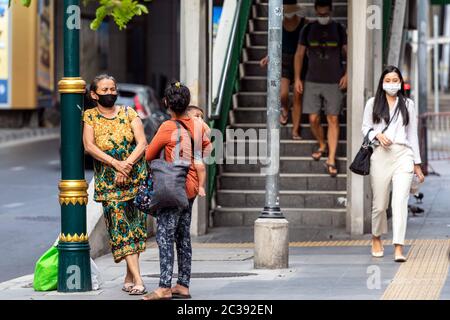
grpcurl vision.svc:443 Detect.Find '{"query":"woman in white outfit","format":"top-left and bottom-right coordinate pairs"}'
top-left (362, 66), bottom-right (425, 263)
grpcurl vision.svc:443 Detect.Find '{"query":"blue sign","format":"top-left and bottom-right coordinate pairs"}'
top-left (0, 79), bottom-right (8, 104)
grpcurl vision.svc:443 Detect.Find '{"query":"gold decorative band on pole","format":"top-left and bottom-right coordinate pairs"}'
top-left (58, 77), bottom-right (86, 94)
top-left (59, 233), bottom-right (89, 243)
top-left (58, 180), bottom-right (89, 206)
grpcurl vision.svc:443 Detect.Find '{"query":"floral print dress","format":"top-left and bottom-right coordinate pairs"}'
top-left (83, 106), bottom-right (147, 262)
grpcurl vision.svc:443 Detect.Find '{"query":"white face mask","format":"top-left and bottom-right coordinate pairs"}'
top-left (284, 11), bottom-right (302, 19)
top-left (317, 16), bottom-right (331, 25)
top-left (383, 83), bottom-right (402, 96)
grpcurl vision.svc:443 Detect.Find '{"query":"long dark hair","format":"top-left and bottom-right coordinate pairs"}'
top-left (373, 66), bottom-right (409, 126)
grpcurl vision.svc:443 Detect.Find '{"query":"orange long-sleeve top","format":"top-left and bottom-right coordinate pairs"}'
top-left (145, 117), bottom-right (212, 200)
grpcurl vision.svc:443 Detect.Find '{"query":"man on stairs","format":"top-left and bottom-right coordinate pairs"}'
top-left (294, 0), bottom-right (348, 177)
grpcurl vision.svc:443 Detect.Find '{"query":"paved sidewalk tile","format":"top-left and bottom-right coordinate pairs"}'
top-left (0, 161), bottom-right (449, 300)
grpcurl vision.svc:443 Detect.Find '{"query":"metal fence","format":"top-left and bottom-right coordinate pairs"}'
top-left (421, 112), bottom-right (450, 161)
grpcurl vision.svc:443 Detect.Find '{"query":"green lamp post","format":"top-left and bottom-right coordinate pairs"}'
top-left (57, 0), bottom-right (92, 292)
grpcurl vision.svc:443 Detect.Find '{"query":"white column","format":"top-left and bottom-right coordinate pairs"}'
top-left (347, 0), bottom-right (371, 235)
top-left (180, 0), bottom-right (209, 236)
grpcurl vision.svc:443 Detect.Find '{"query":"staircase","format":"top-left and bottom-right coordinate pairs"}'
top-left (212, 0), bottom-right (349, 228)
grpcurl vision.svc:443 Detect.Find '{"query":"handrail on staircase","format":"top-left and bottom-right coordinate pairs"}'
top-left (210, 1), bottom-right (242, 120)
top-left (208, 0), bottom-right (252, 202)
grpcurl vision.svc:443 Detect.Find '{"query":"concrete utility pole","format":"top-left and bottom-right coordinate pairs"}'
top-left (417, 0), bottom-right (429, 175)
top-left (254, 0), bottom-right (288, 270)
top-left (57, 0), bottom-right (92, 292)
top-left (387, 0), bottom-right (407, 67)
top-left (433, 14), bottom-right (440, 114)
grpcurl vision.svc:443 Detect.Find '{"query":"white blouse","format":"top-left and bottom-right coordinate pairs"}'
top-left (362, 97), bottom-right (422, 165)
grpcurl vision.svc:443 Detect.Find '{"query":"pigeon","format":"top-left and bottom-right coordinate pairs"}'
top-left (413, 192), bottom-right (424, 204)
top-left (409, 205), bottom-right (425, 216)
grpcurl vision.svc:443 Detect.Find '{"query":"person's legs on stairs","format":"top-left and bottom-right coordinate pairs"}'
top-left (325, 115), bottom-right (339, 176)
top-left (280, 78), bottom-right (291, 126)
top-left (292, 85), bottom-right (303, 140)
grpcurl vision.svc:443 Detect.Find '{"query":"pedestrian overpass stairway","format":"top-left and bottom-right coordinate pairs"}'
top-left (212, 0), bottom-right (349, 228)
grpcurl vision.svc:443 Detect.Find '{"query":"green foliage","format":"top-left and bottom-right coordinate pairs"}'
top-left (8, 0), bottom-right (32, 7)
top-left (11, 0), bottom-right (151, 30)
top-left (86, 0), bottom-right (152, 30)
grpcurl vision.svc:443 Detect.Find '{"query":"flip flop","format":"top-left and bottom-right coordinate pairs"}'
top-left (312, 148), bottom-right (327, 161)
top-left (324, 162), bottom-right (338, 178)
top-left (129, 285), bottom-right (148, 296)
top-left (141, 291), bottom-right (172, 300)
top-left (172, 292), bottom-right (192, 299)
top-left (122, 282), bottom-right (135, 292)
top-left (280, 109), bottom-right (289, 126)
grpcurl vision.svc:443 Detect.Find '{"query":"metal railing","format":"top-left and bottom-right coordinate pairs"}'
top-left (210, 1), bottom-right (242, 120)
top-left (420, 112), bottom-right (450, 161)
top-left (207, 0), bottom-right (252, 201)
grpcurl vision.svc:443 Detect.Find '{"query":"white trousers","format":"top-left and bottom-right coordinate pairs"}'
top-left (370, 144), bottom-right (414, 245)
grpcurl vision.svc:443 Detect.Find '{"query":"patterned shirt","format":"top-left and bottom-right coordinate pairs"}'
top-left (83, 106), bottom-right (147, 202)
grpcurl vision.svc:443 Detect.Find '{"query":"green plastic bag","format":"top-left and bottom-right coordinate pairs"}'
top-left (33, 246), bottom-right (58, 291)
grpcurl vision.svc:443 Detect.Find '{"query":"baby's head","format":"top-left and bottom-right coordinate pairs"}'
top-left (187, 105), bottom-right (205, 121)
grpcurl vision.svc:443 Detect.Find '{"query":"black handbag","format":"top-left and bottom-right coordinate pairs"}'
top-left (350, 107), bottom-right (399, 176)
top-left (349, 129), bottom-right (374, 176)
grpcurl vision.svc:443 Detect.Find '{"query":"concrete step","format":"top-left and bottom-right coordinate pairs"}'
top-left (240, 76), bottom-right (349, 95)
top-left (241, 61), bottom-right (267, 77)
top-left (220, 157), bottom-right (348, 174)
top-left (216, 189), bottom-right (347, 209)
top-left (243, 46), bottom-right (267, 62)
top-left (213, 207), bottom-right (346, 228)
top-left (256, 0), bottom-right (348, 4)
top-left (234, 92), bottom-right (347, 109)
top-left (252, 3), bottom-right (348, 20)
top-left (224, 139), bottom-right (347, 158)
top-left (241, 76), bottom-right (267, 92)
top-left (247, 32), bottom-right (268, 47)
top-left (232, 107), bottom-right (346, 124)
top-left (218, 173), bottom-right (346, 191)
top-left (228, 123), bottom-right (347, 140)
top-left (249, 17), bottom-right (348, 33)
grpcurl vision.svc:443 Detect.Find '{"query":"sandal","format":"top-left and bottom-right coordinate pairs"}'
top-left (122, 282), bottom-right (135, 293)
top-left (312, 148), bottom-right (327, 161)
top-left (280, 108), bottom-right (289, 126)
top-left (172, 293), bottom-right (192, 299)
top-left (292, 128), bottom-right (303, 140)
top-left (172, 290), bottom-right (192, 299)
top-left (129, 285), bottom-right (147, 296)
top-left (141, 291), bottom-right (172, 300)
top-left (324, 161), bottom-right (338, 178)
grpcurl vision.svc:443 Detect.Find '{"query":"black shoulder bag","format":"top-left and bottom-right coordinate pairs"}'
top-left (349, 107), bottom-right (399, 176)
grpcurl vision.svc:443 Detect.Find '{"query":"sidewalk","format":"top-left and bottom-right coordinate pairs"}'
top-left (0, 127), bottom-right (60, 148)
top-left (1, 160), bottom-right (449, 300)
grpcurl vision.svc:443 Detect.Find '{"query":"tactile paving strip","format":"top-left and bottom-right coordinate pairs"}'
top-left (147, 239), bottom-right (415, 248)
top-left (381, 239), bottom-right (450, 300)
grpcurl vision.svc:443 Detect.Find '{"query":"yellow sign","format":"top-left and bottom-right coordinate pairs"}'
top-left (37, 0), bottom-right (54, 95)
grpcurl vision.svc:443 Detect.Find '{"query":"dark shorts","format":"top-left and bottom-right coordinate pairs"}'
top-left (282, 53), bottom-right (307, 82)
top-left (282, 54), bottom-right (295, 82)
